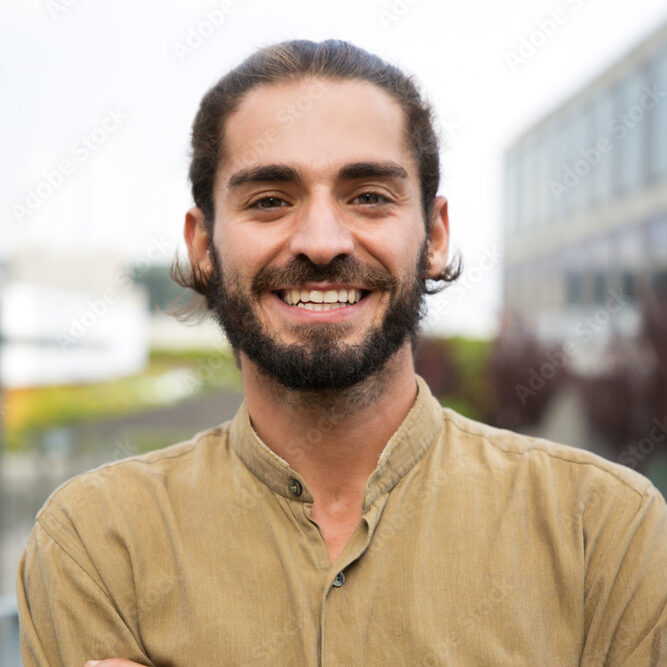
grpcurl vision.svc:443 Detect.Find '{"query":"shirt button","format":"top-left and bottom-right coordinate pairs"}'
top-left (288, 478), bottom-right (302, 497)
top-left (332, 571), bottom-right (345, 588)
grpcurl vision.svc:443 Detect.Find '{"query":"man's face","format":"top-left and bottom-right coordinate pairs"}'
top-left (197, 77), bottom-right (439, 391)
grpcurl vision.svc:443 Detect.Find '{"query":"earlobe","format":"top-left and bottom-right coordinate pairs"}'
top-left (425, 196), bottom-right (450, 279)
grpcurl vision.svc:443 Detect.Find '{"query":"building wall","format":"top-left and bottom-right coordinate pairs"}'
top-left (0, 248), bottom-right (149, 388)
top-left (503, 22), bottom-right (667, 344)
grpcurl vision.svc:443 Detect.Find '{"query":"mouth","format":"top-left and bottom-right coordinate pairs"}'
top-left (273, 286), bottom-right (370, 311)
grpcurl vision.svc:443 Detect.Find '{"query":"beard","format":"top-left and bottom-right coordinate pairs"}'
top-left (205, 245), bottom-right (429, 392)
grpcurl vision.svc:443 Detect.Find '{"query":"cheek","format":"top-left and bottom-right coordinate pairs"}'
top-left (359, 216), bottom-right (426, 263)
top-left (364, 234), bottom-right (424, 278)
top-left (215, 226), bottom-right (282, 278)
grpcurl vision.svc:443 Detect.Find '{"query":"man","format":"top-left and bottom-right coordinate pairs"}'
top-left (17, 39), bottom-right (666, 666)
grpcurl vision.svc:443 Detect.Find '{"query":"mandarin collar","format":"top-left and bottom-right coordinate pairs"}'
top-left (228, 375), bottom-right (443, 510)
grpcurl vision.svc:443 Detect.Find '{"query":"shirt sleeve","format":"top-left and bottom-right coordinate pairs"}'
top-left (17, 519), bottom-right (155, 667)
top-left (581, 482), bottom-right (667, 666)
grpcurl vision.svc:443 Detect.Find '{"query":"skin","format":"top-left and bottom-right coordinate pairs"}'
top-left (85, 76), bottom-right (449, 667)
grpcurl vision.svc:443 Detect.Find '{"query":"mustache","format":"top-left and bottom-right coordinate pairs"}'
top-left (252, 256), bottom-right (399, 295)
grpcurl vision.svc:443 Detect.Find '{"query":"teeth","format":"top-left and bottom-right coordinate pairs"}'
top-left (309, 290), bottom-right (324, 303)
top-left (323, 290), bottom-right (338, 303)
top-left (280, 288), bottom-right (365, 306)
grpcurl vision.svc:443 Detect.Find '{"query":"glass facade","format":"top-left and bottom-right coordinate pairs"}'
top-left (504, 30), bottom-right (667, 323)
top-left (614, 69), bottom-right (646, 194)
top-left (592, 89), bottom-right (615, 206)
top-left (505, 42), bottom-right (666, 231)
top-left (648, 44), bottom-right (667, 180)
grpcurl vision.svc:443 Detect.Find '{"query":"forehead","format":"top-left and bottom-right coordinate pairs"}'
top-left (218, 77), bottom-right (415, 183)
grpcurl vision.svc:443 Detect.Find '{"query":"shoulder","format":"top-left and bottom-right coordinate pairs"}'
top-left (437, 407), bottom-right (667, 583)
top-left (438, 406), bottom-right (658, 504)
top-left (35, 422), bottom-right (231, 531)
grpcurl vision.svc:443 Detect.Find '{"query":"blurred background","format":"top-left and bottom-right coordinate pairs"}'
top-left (1, 0), bottom-right (666, 661)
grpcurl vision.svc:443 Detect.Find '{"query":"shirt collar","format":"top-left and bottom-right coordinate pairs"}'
top-left (228, 374), bottom-right (443, 509)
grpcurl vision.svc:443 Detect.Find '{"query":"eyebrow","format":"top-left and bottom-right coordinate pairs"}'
top-left (226, 161), bottom-right (409, 190)
top-left (338, 161), bottom-right (408, 182)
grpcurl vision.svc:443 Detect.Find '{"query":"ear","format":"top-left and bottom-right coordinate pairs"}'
top-left (425, 196), bottom-right (450, 279)
top-left (184, 207), bottom-right (212, 275)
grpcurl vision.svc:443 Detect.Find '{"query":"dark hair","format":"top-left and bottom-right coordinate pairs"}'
top-left (172, 38), bottom-right (461, 312)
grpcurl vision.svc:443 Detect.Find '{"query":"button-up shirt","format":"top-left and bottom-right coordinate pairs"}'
top-left (17, 376), bottom-right (667, 665)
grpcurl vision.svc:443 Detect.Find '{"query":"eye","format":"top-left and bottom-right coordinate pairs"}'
top-left (352, 192), bottom-right (391, 206)
top-left (249, 196), bottom-right (290, 209)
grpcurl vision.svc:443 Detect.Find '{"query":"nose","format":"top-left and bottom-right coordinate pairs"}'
top-left (287, 194), bottom-right (355, 266)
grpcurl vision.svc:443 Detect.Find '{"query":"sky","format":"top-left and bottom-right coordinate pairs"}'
top-left (2, 0), bottom-right (666, 337)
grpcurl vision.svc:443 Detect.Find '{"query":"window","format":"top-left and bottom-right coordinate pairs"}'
top-left (536, 131), bottom-right (550, 228)
top-left (559, 113), bottom-right (576, 218)
top-left (516, 148), bottom-right (528, 234)
top-left (566, 272), bottom-right (582, 305)
top-left (647, 216), bottom-right (667, 262)
top-left (549, 119), bottom-right (566, 222)
top-left (542, 123), bottom-right (560, 225)
top-left (653, 269), bottom-right (667, 295)
top-left (593, 271), bottom-right (607, 304)
top-left (522, 140), bottom-right (538, 232)
top-left (614, 69), bottom-right (646, 194)
top-left (592, 89), bottom-right (615, 206)
top-left (504, 152), bottom-right (519, 238)
top-left (648, 44), bottom-right (667, 181)
top-left (566, 106), bottom-right (591, 215)
top-left (578, 103), bottom-right (595, 212)
top-left (621, 271), bottom-right (637, 302)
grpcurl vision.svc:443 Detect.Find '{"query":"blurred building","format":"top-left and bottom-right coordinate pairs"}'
top-left (503, 21), bottom-right (667, 358)
top-left (0, 249), bottom-right (227, 389)
top-left (130, 262), bottom-right (224, 350)
top-left (0, 247), bottom-right (148, 388)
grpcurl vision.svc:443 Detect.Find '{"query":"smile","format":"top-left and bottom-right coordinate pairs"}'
top-left (276, 287), bottom-right (369, 311)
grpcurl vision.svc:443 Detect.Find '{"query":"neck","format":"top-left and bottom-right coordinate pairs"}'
top-left (241, 343), bottom-right (418, 508)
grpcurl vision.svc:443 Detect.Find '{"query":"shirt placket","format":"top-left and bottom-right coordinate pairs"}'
top-left (317, 498), bottom-right (389, 667)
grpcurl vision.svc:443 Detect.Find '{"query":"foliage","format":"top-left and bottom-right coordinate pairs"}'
top-left (416, 329), bottom-right (565, 428)
top-left (130, 263), bottom-right (191, 313)
top-left (483, 320), bottom-right (567, 430)
top-left (1, 347), bottom-right (242, 451)
top-left (415, 335), bottom-right (493, 421)
top-left (574, 293), bottom-right (667, 485)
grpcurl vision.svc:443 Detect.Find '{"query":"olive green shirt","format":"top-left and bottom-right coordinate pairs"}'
top-left (17, 376), bottom-right (667, 665)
